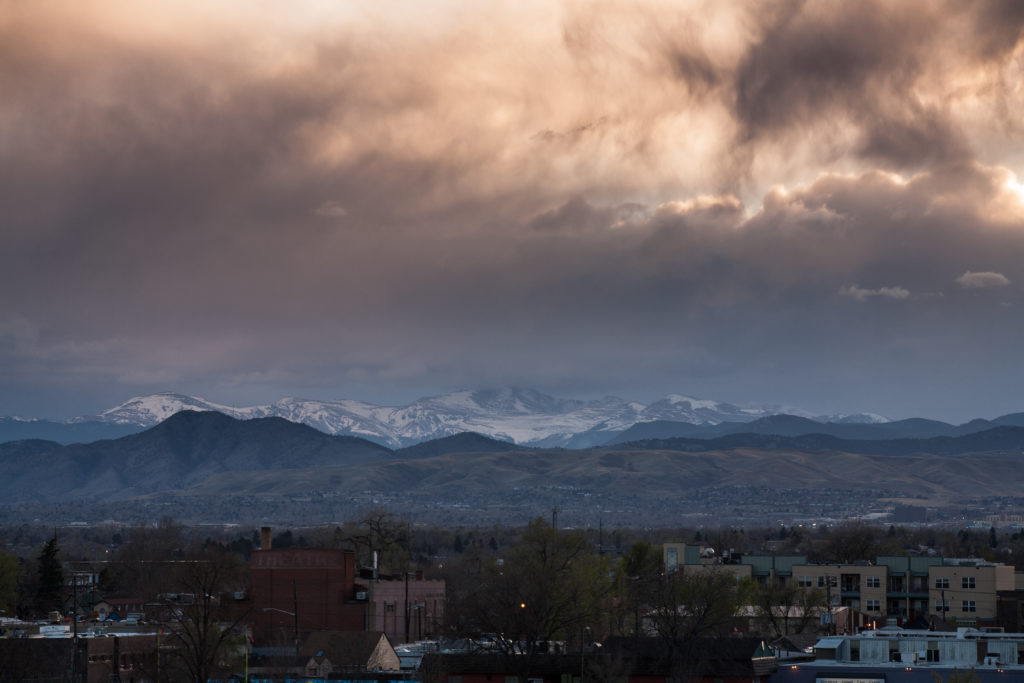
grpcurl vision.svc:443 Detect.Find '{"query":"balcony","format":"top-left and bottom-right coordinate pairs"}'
top-left (888, 582), bottom-right (928, 598)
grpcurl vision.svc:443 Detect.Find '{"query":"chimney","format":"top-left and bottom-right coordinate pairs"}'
top-left (261, 526), bottom-right (272, 550)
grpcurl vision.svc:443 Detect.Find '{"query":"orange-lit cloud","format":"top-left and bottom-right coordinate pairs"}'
top-left (1, 0), bottom-right (1024, 419)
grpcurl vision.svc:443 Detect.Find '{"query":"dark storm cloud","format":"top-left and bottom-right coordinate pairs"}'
top-left (730, 0), bottom-right (982, 169)
top-left (1, 1), bottom-right (1024, 419)
top-left (967, 0), bottom-right (1024, 60)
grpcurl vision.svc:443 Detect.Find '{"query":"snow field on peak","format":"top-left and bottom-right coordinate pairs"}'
top-left (79, 389), bottom-right (887, 447)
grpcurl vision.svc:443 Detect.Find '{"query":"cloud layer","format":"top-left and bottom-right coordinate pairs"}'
top-left (1, 0), bottom-right (1024, 420)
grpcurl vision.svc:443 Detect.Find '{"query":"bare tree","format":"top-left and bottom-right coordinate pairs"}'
top-left (334, 508), bottom-right (411, 573)
top-left (109, 517), bottom-right (185, 598)
top-left (453, 518), bottom-right (610, 683)
top-left (610, 541), bottom-right (662, 637)
top-left (645, 569), bottom-right (748, 681)
top-left (817, 523), bottom-right (877, 564)
top-left (750, 579), bottom-right (827, 639)
top-left (157, 549), bottom-right (249, 683)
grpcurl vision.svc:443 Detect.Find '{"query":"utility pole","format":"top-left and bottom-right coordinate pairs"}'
top-left (293, 579), bottom-right (300, 658)
top-left (826, 578), bottom-right (834, 636)
top-left (580, 625), bottom-right (590, 683)
top-left (112, 636), bottom-right (122, 683)
top-left (71, 572), bottom-right (79, 682)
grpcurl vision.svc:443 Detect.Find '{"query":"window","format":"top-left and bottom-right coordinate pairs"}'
top-left (936, 600), bottom-right (950, 612)
top-left (935, 577), bottom-right (950, 589)
top-left (798, 575), bottom-right (812, 588)
top-left (962, 576), bottom-right (976, 589)
top-left (962, 600), bottom-right (976, 612)
top-left (818, 575), bottom-right (837, 588)
top-left (866, 576), bottom-right (881, 588)
top-left (866, 599), bottom-right (881, 612)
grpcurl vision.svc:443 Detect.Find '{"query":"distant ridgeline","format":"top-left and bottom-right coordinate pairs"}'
top-left (1, 409), bottom-right (1023, 525)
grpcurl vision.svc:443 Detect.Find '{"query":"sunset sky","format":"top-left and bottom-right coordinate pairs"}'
top-left (3, 0), bottom-right (1024, 421)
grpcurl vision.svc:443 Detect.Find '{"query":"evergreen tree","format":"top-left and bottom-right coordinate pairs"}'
top-left (35, 535), bottom-right (63, 617)
top-left (0, 552), bottom-right (18, 617)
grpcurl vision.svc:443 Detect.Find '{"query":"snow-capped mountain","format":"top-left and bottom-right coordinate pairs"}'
top-left (82, 393), bottom-right (240, 425)
top-left (638, 394), bottom-right (765, 423)
top-left (69, 388), bottom-right (887, 448)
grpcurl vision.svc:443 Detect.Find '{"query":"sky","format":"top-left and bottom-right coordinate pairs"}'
top-left (2, 0), bottom-right (1024, 422)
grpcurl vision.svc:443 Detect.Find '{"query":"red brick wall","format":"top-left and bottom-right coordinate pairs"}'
top-left (250, 549), bottom-right (365, 645)
top-left (363, 578), bottom-right (446, 643)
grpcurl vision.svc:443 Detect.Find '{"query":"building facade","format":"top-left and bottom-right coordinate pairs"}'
top-left (663, 545), bottom-right (1016, 626)
top-left (359, 573), bottom-right (445, 644)
top-left (250, 547), bottom-right (366, 646)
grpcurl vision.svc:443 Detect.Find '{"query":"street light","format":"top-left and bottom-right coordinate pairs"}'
top-left (261, 607), bottom-right (299, 657)
top-left (580, 626), bottom-right (591, 683)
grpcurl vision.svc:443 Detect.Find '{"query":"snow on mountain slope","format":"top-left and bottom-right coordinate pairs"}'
top-left (640, 394), bottom-right (768, 423)
top-left (816, 412), bottom-right (889, 424)
top-left (81, 393), bottom-right (239, 425)
top-left (65, 388), bottom-right (887, 448)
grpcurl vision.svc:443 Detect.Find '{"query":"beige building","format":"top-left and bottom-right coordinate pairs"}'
top-left (662, 545), bottom-right (1013, 626)
top-left (790, 562), bottom-right (888, 621)
top-left (928, 558), bottom-right (1015, 626)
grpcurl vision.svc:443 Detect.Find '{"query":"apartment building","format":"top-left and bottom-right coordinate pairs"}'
top-left (928, 557), bottom-right (1015, 626)
top-left (790, 562), bottom-right (888, 620)
top-left (662, 544), bottom-right (1015, 626)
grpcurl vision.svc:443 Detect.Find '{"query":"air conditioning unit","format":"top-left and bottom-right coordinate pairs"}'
top-left (356, 591), bottom-right (367, 600)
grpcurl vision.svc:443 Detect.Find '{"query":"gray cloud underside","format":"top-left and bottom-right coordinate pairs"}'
top-left (1, 0), bottom-right (1024, 420)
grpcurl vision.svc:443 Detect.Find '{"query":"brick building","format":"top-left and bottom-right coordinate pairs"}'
top-left (359, 572), bottom-right (445, 643)
top-left (250, 546), bottom-right (365, 646)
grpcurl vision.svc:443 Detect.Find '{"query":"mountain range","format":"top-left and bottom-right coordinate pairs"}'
top-left (607, 412), bottom-right (1024, 444)
top-left (0, 388), bottom-right (890, 447)
top-left (2, 410), bottom-right (1022, 524)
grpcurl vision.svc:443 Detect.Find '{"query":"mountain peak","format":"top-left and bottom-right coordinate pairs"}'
top-left (91, 393), bottom-right (234, 426)
top-left (37, 389), bottom-right (893, 448)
